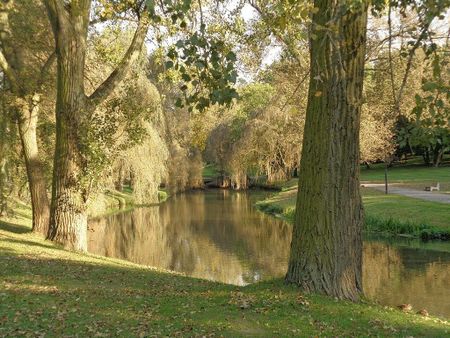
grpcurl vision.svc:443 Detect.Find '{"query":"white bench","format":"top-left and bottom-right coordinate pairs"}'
top-left (425, 183), bottom-right (440, 192)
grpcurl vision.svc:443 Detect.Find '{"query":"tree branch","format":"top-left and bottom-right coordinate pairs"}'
top-left (88, 14), bottom-right (150, 106)
top-left (0, 47), bottom-right (18, 92)
top-left (42, 0), bottom-right (71, 36)
top-left (0, 1), bottom-right (19, 92)
top-left (249, 0), bottom-right (304, 67)
top-left (396, 21), bottom-right (432, 107)
top-left (387, 3), bottom-right (397, 109)
top-left (37, 51), bottom-right (56, 90)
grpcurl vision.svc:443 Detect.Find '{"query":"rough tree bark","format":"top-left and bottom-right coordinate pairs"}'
top-left (16, 96), bottom-right (50, 234)
top-left (45, 0), bottom-right (91, 251)
top-left (285, 0), bottom-right (368, 301)
top-left (44, 0), bottom-right (149, 251)
top-left (0, 1), bottom-right (51, 234)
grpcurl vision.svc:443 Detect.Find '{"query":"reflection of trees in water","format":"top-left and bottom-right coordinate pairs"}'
top-left (89, 191), bottom-right (450, 316)
top-left (179, 190), bottom-right (292, 281)
top-left (89, 192), bottom-right (246, 284)
top-left (363, 241), bottom-right (450, 317)
top-left (88, 190), bottom-right (292, 285)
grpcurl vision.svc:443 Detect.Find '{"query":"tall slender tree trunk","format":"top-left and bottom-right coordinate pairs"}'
top-left (0, 0), bottom-right (54, 234)
top-left (285, 1), bottom-right (368, 301)
top-left (432, 144), bottom-right (443, 167)
top-left (0, 106), bottom-right (9, 216)
top-left (46, 3), bottom-right (91, 251)
top-left (16, 96), bottom-right (50, 234)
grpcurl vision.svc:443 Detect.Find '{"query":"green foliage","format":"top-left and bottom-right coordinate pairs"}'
top-left (146, 0), bottom-right (239, 112)
top-left (364, 215), bottom-right (450, 240)
top-left (146, 0), bottom-right (192, 25)
top-left (158, 190), bottom-right (168, 202)
top-left (372, 0), bottom-right (449, 22)
top-left (79, 73), bottom-right (161, 188)
top-left (239, 83), bottom-right (275, 116)
top-left (168, 34), bottom-right (239, 111)
top-left (408, 53), bottom-right (450, 160)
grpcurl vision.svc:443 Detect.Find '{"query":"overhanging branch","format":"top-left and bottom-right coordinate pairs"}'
top-left (88, 14), bottom-right (150, 106)
top-left (0, 47), bottom-right (19, 92)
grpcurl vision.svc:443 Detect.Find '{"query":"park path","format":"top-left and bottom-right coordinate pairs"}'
top-left (362, 183), bottom-right (450, 204)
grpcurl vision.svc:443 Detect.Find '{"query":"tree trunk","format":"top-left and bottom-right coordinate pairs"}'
top-left (285, 1), bottom-right (368, 301)
top-left (46, 8), bottom-right (90, 252)
top-left (43, 0), bottom-right (149, 251)
top-left (16, 96), bottom-right (50, 235)
top-left (432, 144), bottom-right (443, 167)
top-left (0, 110), bottom-right (9, 216)
top-left (423, 149), bottom-right (431, 166)
top-left (115, 164), bottom-right (124, 192)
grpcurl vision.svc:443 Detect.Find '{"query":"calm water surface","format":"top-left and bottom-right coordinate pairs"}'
top-left (88, 189), bottom-right (450, 318)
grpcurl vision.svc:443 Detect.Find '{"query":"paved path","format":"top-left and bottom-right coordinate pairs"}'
top-left (362, 183), bottom-right (450, 204)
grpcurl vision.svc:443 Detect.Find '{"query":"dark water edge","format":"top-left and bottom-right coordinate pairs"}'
top-left (88, 189), bottom-right (450, 318)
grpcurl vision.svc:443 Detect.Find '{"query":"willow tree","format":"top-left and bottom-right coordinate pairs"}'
top-left (0, 0), bottom-right (53, 234)
top-left (285, 1), bottom-right (368, 301)
top-left (44, 0), bottom-right (237, 251)
top-left (43, 0), bottom-right (150, 251)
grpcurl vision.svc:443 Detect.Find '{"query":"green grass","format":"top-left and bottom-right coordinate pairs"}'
top-left (362, 188), bottom-right (450, 238)
top-left (361, 157), bottom-right (450, 187)
top-left (256, 185), bottom-right (450, 239)
top-left (203, 164), bottom-right (220, 178)
top-left (87, 188), bottom-right (169, 218)
top-left (1, 214), bottom-right (449, 337)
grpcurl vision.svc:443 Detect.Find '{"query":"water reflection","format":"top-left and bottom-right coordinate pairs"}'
top-left (363, 238), bottom-right (450, 318)
top-left (89, 190), bottom-right (291, 285)
top-left (88, 189), bottom-right (450, 318)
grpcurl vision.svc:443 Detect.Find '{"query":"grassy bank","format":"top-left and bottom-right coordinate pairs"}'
top-left (363, 188), bottom-right (450, 239)
top-left (87, 189), bottom-right (136, 218)
top-left (1, 214), bottom-right (449, 337)
top-left (360, 158), bottom-right (450, 192)
top-left (256, 183), bottom-right (450, 240)
top-left (203, 164), bottom-right (220, 178)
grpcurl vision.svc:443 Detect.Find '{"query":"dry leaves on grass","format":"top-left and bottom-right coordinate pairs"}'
top-left (228, 291), bottom-right (255, 310)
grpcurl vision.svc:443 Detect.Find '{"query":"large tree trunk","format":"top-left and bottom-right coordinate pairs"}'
top-left (46, 3), bottom-right (91, 251)
top-left (285, 1), bottom-right (368, 301)
top-left (16, 96), bottom-right (50, 235)
top-left (44, 0), bottom-right (149, 251)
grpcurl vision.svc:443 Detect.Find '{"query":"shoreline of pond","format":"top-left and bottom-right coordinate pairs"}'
top-left (253, 185), bottom-right (450, 241)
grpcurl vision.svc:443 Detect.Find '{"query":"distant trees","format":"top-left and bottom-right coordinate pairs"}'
top-left (404, 50), bottom-right (449, 167)
top-left (204, 60), bottom-right (306, 187)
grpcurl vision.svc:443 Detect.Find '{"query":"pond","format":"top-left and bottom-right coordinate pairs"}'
top-left (88, 189), bottom-right (450, 318)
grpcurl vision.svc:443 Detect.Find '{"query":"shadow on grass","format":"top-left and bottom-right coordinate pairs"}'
top-left (0, 237), bottom-right (60, 251)
top-left (0, 219), bottom-right (31, 234)
top-left (0, 250), bottom-right (448, 337)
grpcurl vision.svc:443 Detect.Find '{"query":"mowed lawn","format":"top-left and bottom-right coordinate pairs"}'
top-left (360, 157), bottom-right (450, 192)
top-left (362, 188), bottom-right (450, 229)
top-left (1, 215), bottom-right (449, 337)
top-left (256, 184), bottom-right (449, 230)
